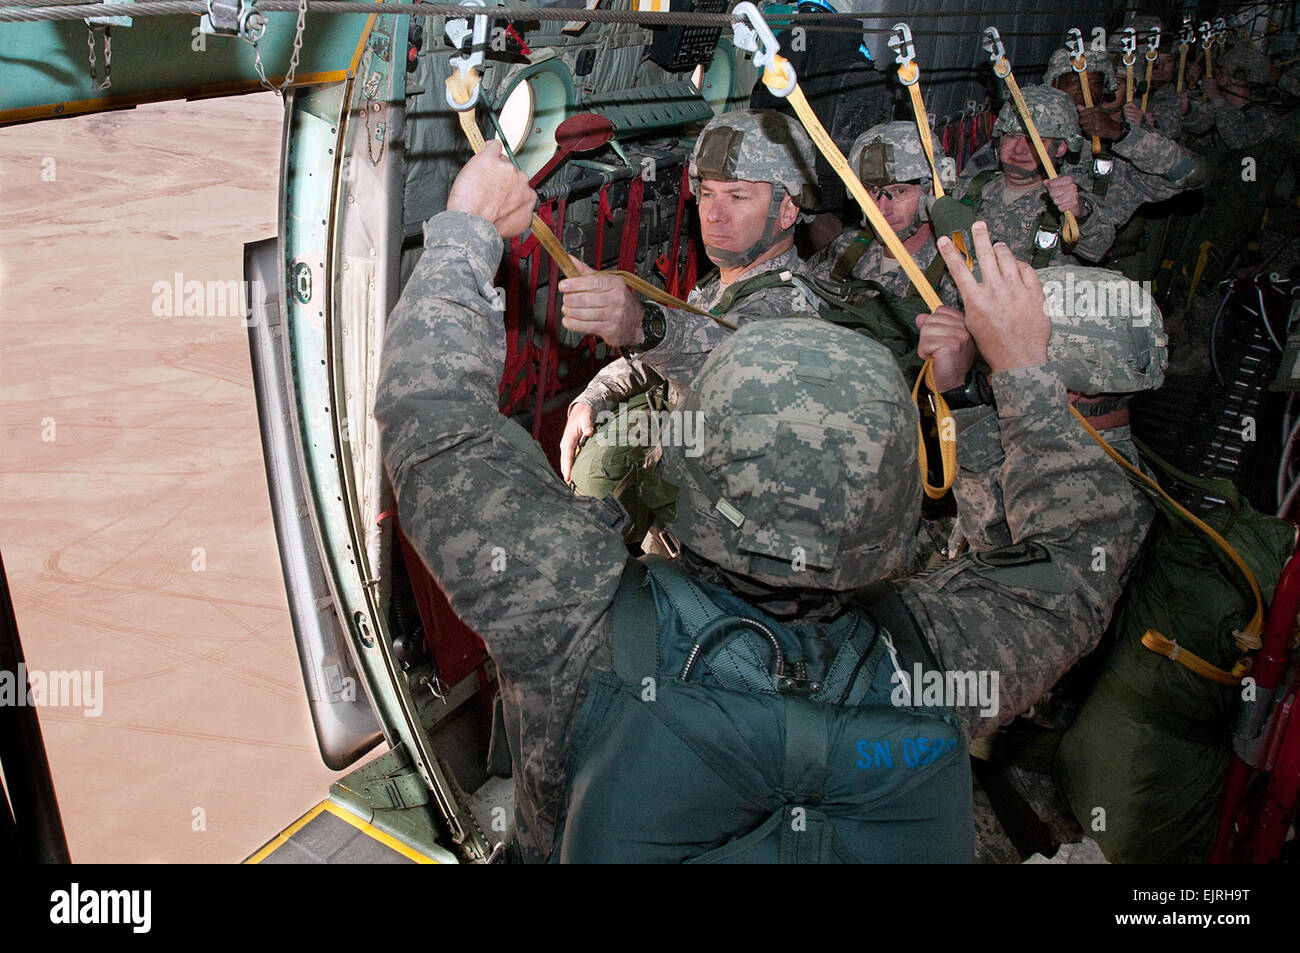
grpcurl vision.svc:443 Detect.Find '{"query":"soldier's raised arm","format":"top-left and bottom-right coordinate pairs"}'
top-left (895, 225), bottom-right (1141, 737)
top-left (376, 145), bottom-right (631, 841)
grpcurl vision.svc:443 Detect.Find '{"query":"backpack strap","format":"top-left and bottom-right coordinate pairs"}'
top-left (850, 580), bottom-right (940, 674)
top-left (830, 227), bottom-right (876, 282)
top-left (960, 169), bottom-right (997, 208)
top-left (709, 268), bottom-right (795, 318)
top-left (1029, 206), bottom-right (1064, 268)
top-left (609, 558), bottom-right (659, 677)
top-left (921, 246), bottom-right (950, 296)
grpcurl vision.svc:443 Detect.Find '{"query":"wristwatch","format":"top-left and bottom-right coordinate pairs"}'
top-left (633, 302), bottom-right (667, 352)
top-left (940, 369), bottom-right (996, 410)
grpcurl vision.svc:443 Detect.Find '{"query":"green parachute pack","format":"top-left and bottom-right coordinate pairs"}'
top-left (553, 556), bottom-right (973, 862)
top-left (1054, 441), bottom-right (1296, 863)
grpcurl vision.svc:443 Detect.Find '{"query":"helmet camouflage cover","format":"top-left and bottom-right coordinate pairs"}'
top-left (995, 85), bottom-right (1084, 153)
top-left (688, 108), bottom-right (821, 267)
top-left (1043, 48), bottom-right (1119, 95)
top-left (848, 120), bottom-right (955, 191)
top-left (688, 108), bottom-right (820, 209)
top-left (1218, 45), bottom-right (1272, 85)
top-left (1038, 266), bottom-right (1168, 394)
top-left (661, 319), bottom-right (920, 592)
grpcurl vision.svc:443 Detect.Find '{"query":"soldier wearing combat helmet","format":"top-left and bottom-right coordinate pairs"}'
top-left (1198, 43), bottom-right (1282, 150)
top-left (557, 109), bottom-right (823, 543)
top-left (376, 140), bottom-right (1142, 860)
top-left (958, 85), bottom-right (1116, 265)
top-left (810, 121), bottom-right (963, 306)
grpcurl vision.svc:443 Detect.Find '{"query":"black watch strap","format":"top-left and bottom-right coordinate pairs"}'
top-left (940, 370), bottom-right (996, 410)
top-left (633, 302), bottom-right (666, 352)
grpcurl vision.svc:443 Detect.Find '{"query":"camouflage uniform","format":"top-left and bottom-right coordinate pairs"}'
top-left (1200, 46), bottom-right (1282, 151)
top-left (1041, 48), bottom-right (1119, 99)
top-left (573, 248), bottom-right (815, 418)
top-left (1065, 126), bottom-right (1206, 226)
top-left (376, 209), bottom-right (1142, 862)
top-left (948, 265), bottom-right (1168, 861)
top-left (958, 87), bottom-right (1116, 264)
top-left (808, 121), bottom-right (963, 307)
top-left (569, 110), bottom-right (822, 536)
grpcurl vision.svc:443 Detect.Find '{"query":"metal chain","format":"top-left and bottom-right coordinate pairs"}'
top-left (250, 0), bottom-right (307, 97)
top-left (364, 101), bottom-right (386, 166)
top-left (86, 22), bottom-right (111, 92)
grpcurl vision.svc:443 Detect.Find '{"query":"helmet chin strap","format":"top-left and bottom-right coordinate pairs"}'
top-left (705, 189), bottom-right (794, 269)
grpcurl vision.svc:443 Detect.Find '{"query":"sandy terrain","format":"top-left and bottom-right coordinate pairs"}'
top-left (0, 92), bottom-right (346, 862)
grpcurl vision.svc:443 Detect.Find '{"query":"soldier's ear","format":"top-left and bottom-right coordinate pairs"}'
top-left (1053, 140), bottom-right (1068, 159)
top-left (777, 193), bottom-right (800, 230)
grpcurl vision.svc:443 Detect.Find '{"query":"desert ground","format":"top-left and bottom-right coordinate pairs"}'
top-left (0, 91), bottom-right (346, 862)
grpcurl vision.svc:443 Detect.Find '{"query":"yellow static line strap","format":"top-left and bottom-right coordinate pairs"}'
top-left (1070, 405), bottom-right (1264, 673)
top-left (1141, 631), bottom-right (1252, 685)
top-left (766, 61), bottom-right (941, 311)
top-left (911, 359), bottom-right (957, 499)
top-left (1142, 57), bottom-right (1154, 112)
top-left (244, 800), bottom-right (440, 864)
top-left (905, 80), bottom-right (944, 199)
top-left (1177, 48), bottom-right (1187, 93)
top-left (1125, 59), bottom-right (1136, 104)
top-left (447, 70), bottom-right (728, 328)
top-left (1006, 67), bottom-right (1080, 243)
top-left (761, 54), bottom-right (955, 498)
top-left (1072, 59), bottom-right (1105, 163)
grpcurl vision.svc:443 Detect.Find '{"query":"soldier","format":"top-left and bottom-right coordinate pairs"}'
top-left (808, 121), bottom-right (962, 307)
top-left (1044, 48), bottom-right (1206, 221)
top-left (556, 109), bottom-right (821, 539)
top-left (375, 143), bottom-right (1141, 863)
top-left (957, 86), bottom-right (1115, 266)
top-left (1197, 44), bottom-right (1282, 151)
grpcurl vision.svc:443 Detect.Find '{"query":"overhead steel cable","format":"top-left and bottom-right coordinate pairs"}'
top-left (0, 1), bottom-right (1088, 26)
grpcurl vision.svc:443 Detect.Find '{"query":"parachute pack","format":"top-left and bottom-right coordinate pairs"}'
top-left (554, 556), bottom-right (973, 862)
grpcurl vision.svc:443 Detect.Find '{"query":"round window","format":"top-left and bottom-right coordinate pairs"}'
top-left (495, 80), bottom-right (534, 155)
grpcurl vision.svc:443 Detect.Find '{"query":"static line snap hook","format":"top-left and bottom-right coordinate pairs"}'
top-left (731, 1), bottom-right (796, 97)
top-left (445, 0), bottom-right (488, 110)
top-left (1120, 27), bottom-right (1137, 65)
top-left (982, 26), bottom-right (1008, 77)
top-left (1065, 26), bottom-right (1085, 67)
top-left (889, 22), bottom-right (918, 84)
top-left (1213, 17), bottom-right (1228, 47)
top-left (1199, 20), bottom-right (1213, 50)
top-left (1179, 22), bottom-right (1194, 51)
top-left (1146, 26), bottom-right (1161, 60)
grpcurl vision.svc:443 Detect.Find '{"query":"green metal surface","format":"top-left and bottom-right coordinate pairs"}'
top-left (0, 11), bottom-right (381, 124)
top-left (580, 80), bottom-right (712, 137)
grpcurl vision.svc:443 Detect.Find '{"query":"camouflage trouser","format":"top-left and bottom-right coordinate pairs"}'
top-left (570, 392), bottom-right (679, 544)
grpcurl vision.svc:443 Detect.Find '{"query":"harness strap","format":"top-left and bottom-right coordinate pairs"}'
top-left (830, 228), bottom-right (875, 282)
top-left (609, 558), bottom-right (658, 677)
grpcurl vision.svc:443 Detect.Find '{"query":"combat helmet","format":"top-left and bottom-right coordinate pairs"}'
top-left (1043, 47), bottom-right (1119, 96)
top-left (660, 319), bottom-right (921, 592)
top-left (1218, 44), bottom-right (1272, 85)
top-left (689, 109), bottom-right (820, 266)
top-left (1037, 266), bottom-right (1168, 394)
top-left (995, 85), bottom-right (1085, 154)
top-left (847, 121), bottom-right (956, 239)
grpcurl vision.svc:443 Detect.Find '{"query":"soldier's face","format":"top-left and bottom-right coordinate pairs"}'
top-left (1150, 51), bottom-right (1177, 84)
top-left (698, 179), bottom-right (793, 264)
top-left (869, 182), bottom-right (925, 235)
top-left (1054, 71), bottom-right (1106, 107)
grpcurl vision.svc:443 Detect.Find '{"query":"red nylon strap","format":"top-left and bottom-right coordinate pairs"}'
top-left (666, 165), bottom-right (690, 297)
top-left (618, 177), bottom-right (646, 273)
top-left (532, 198), bottom-right (567, 439)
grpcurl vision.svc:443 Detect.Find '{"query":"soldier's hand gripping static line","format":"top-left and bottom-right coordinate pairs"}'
top-left (933, 221), bottom-right (1052, 378)
top-left (446, 140), bottom-right (538, 239)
